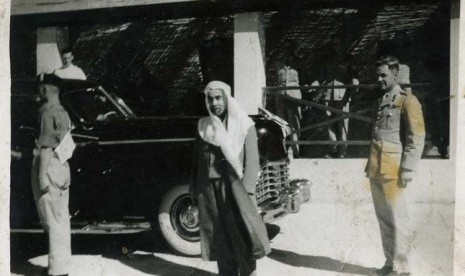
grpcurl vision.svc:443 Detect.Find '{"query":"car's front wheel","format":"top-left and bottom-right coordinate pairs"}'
top-left (158, 184), bottom-right (201, 256)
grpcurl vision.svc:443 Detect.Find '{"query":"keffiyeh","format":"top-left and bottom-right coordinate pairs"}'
top-left (198, 81), bottom-right (254, 179)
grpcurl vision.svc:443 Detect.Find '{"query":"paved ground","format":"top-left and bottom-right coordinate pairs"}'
top-left (10, 159), bottom-right (455, 276)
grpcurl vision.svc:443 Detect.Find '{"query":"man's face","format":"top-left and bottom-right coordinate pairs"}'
top-left (207, 89), bottom-right (227, 118)
top-left (376, 64), bottom-right (398, 92)
top-left (61, 52), bottom-right (74, 67)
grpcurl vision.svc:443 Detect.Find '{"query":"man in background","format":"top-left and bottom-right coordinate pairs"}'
top-left (54, 47), bottom-right (86, 80)
top-left (321, 62), bottom-right (356, 158)
top-left (275, 57), bottom-right (302, 157)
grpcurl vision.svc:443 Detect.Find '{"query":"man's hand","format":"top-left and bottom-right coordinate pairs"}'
top-left (38, 147), bottom-right (53, 194)
top-left (399, 169), bottom-right (414, 188)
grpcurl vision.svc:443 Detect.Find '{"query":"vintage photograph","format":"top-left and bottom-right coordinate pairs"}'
top-left (6, 0), bottom-right (459, 275)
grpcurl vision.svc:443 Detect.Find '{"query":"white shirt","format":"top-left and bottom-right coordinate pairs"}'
top-left (323, 79), bottom-right (346, 101)
top-left (54, 64), bottom-right (86, 80)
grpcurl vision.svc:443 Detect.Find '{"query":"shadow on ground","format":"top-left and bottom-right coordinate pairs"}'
top-left (118, 254), bottom-right (215, 276)
top-left (265, 223), bottom-right (281, 241)
top-left (269, 248), bottom-right (377, 275)
top-left (10, 230), bottom-right (182, 276)
top-left (10, 262), bottom-right (45, 276)
top-left (11, 224), bottom-right (282, 276)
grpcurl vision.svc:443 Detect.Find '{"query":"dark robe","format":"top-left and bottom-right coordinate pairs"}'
top-left (190, 125), bottom-right (271, 262)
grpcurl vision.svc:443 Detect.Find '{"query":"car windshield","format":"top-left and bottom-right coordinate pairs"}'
top-left (62, 87), bottom-right (127, 123)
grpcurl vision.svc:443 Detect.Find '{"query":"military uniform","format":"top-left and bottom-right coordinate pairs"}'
top-left (275, 66), bottom-right (301, 155)
top-left (32, 102), bottom-right (72, 276)
top-left (323, 79), bottom-right (352, 157)
top-left (366, 84), bottom-right (425, 273)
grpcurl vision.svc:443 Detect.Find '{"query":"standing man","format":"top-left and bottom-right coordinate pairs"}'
top-left (54, 47), bottom-right (86, 80)
top-left (32, 73), bottom-right (73, 276)
top-left (321, 62), bottom-right (357, 158)
top-left (191, 81), bottom-right (271, 276)
top-left (366, 56), bottom-right (425, 276)
top-left (275, 58), bottom-right (301, 157)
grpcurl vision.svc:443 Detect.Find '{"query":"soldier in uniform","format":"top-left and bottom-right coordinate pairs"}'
top-left (366, 56), bottom-right (425, 276)
top-left (275, 58), bottom-right (302, 156)
top-left (32, 73), bottom-right (73, 276)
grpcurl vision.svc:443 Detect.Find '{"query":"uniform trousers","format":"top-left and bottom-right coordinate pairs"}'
top-left (327, 103), bottom-right (349, 156)
top-left (210, 179), bottom-right (257, 276)
top-left (32, 155), bottom-right (71, 276)
top-left (370, 178), bottom-right (414, 273)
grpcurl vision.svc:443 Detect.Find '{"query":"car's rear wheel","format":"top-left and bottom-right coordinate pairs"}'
top-left (158, 184), bottom-right (201, 256)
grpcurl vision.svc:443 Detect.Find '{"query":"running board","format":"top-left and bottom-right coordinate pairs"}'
top-left (11, 221), bottom-right (151, 235)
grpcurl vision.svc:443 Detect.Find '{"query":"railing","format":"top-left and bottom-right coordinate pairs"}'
top-left (263, 83), bottom-right (436, 157)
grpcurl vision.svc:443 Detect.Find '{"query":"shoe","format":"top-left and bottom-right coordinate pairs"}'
top-left (338, 154), bottom-right (345, 158)
top-left (324, 154), bottom-right (332, 159)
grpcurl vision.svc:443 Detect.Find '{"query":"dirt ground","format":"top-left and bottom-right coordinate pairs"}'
top-left (10, 159), bottom-right (454, 276)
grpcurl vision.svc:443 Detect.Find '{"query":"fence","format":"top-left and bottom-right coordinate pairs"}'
top-left (263, 82), bottom-right (438, 158)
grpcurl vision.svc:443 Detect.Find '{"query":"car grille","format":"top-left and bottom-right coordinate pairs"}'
top-left (256, 159), bottom-right (290, 206)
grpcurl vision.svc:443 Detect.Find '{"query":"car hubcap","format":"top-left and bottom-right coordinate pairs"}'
top-left (170, 195), bottom-right (200, 242)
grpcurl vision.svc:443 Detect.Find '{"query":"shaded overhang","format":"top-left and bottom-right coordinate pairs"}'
top-left (11, 0), bottom-right (442, 26)
top-left (12, 0), bottom-right (199, 16)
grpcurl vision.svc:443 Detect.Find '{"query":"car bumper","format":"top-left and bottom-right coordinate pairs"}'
top-left (259, 178), bottom-right (311, 223)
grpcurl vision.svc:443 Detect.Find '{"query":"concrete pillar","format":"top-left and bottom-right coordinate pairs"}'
top-left (452, 0), bottom-right (465, 274)
top-left (36, 27), bottom-right (68, 74)
top-left (234, 12), bottom-right (266, 115)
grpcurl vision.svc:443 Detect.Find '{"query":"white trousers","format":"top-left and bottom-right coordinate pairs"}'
top-left (370, 178), bottom-right (414, 273)
top-left (32, 156), bottom-right (71, 276)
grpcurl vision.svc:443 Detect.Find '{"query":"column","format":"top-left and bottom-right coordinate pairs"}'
top-left (234, 12), bottom-right (266, 115)
top-left (37, 27), bottom-right (68, 74)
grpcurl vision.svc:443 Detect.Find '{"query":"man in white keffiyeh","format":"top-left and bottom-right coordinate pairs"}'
top-left (191, 81), bottom-right (270, 276)
top-left (198, 80), bottom-right (254, 178)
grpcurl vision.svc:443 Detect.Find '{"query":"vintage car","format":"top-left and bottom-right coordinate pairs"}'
top-left (11, 79), bottom-right (310, 256)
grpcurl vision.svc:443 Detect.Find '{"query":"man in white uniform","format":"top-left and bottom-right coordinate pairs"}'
top-left (54, 48), bottom-right (86, 80)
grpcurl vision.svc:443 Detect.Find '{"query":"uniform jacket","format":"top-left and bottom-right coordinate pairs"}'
top-left (36, 103), bottom-right (71, 149)
top-left (33, 103), bottom-right (72, 190)
top-left (190, 126), bottom-right (271, 261)
top-left (366, 85), bottom-right (425, 179)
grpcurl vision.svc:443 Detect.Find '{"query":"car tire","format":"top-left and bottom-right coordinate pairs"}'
top-left (158, 184), bottom-right (201, 256)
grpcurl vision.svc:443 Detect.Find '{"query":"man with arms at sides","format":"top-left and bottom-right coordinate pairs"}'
top-left (32, 73), bottom-right (73, 276)
top-left (190, 81), bottom-right (271, 276)
top-left (54, 47), bottom-right (86, 80)
top-left (275, 57), bottom-right (302, 157)
top-left (367, 56), bottom-right (425, 276)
